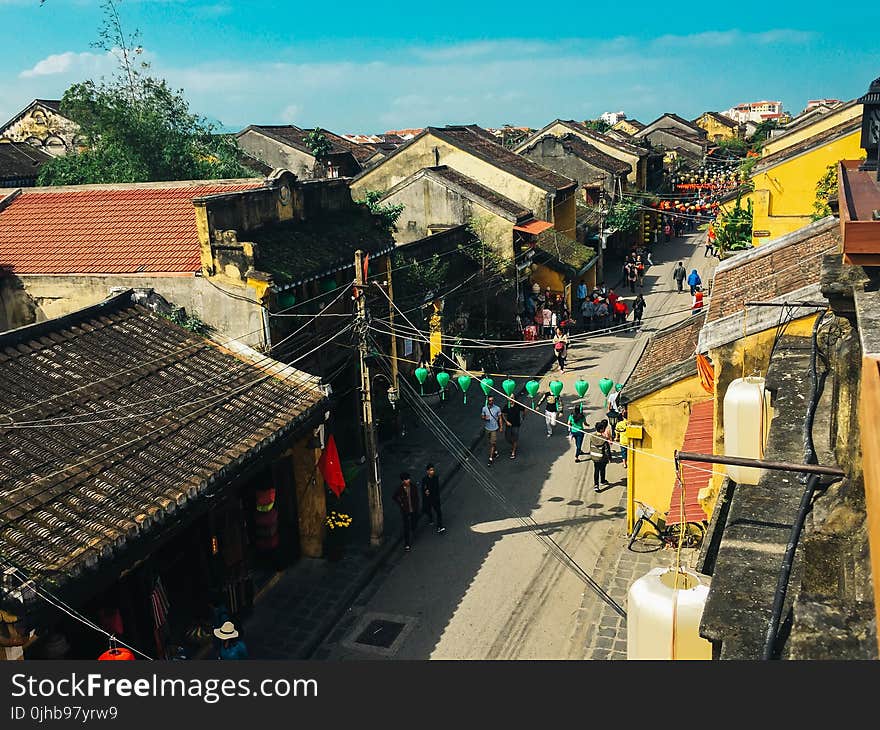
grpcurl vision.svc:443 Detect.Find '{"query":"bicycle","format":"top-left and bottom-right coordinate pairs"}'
top-left (628, 501), bottom-right (706, 552)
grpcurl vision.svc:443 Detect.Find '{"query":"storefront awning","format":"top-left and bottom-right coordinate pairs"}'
top-left (513, 220), bottom-right (554, 235)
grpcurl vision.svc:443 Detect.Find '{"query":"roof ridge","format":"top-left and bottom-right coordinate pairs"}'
top-left (715, 216), bottom-right (838, 273)
top-left (20, 177), bottom-right (265, 194)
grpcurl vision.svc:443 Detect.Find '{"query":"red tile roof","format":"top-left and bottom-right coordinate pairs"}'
top-left (0, 181), bottom-right (263, 274)
top-left (668, 400), bottom-right (713, 524)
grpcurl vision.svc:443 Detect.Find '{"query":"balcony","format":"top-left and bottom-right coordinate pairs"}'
top-left (838, 160), bottom-right (880, 265)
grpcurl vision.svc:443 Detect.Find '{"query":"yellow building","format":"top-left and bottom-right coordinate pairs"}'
top-left (693, 111), bottom-right (741, 142)
top-left (697, 216), bottom-right (839, 463)
top-left (738, 101), bottom-right (863, 246)
top-left (611, 118), bottom-right (645, 137)
top-left (351, 124), bottom-right (577, 242)
top-left (622, 315), bottom-right (713, 532)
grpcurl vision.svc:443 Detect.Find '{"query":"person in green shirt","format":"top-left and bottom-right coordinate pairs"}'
top-left (568, 409), bottom-right (588, 462)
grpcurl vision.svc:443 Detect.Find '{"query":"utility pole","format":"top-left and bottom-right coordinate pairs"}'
top-left (385, 255), bottom-right (400, 435)
top-left (354, 249), bottom-right (383, 547)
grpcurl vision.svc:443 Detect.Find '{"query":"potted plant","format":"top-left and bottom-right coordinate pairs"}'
top-left (324, 510), bottom-right (352, 561)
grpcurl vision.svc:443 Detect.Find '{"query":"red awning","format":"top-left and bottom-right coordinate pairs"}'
top-left (513, 220), bottom-right (554, 235)
top-left (667, 400), bottom-right (713, 525)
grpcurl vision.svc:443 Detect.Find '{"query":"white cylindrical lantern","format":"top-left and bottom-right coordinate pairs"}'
top-left (723, 376), bottom-right (772, 485)
top-left (627, 567), bottom-right (712, 660)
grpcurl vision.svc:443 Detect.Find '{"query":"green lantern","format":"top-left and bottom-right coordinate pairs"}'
top-left (414, 367), bottom-right (429, 395)
top-left (502, 378), bottom-right (516, 406)
top-left (525, 379), bottom-right (540, 408)
top-left (598, 378), bottom-right (614, 397)
top-left (480, 377), bottom-right (494, 406)
top-left (574, 379), bottom-right (589, 413)
top-left (615, 383), bottom-right (624, 391)
top-left (549, 380), bottom-right (564, 398)
top-left (436, 371), bottom-right (450, 400)
top-left (457, 375), bottom-right (472, 404)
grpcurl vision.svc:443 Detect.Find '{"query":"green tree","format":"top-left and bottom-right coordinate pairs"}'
top-left (583, 119), bottom-right (612, 133)
top-left (37, 0), bottom-right (249, 185)
top-left (304, 128), bottom-right (333, 160)
top-left (714, 194), bottom-right (753, 254)
top-left (605, 198), bottom-right (641, 234)
top-left (356, 190), bottom-right (404, 232)
top-left (392, 251), bottom-right (449, 306)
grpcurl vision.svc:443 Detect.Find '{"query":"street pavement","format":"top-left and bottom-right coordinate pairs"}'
top-left (305, 231), bottom-right (719, 660)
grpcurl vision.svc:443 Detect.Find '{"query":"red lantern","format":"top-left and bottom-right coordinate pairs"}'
top-left (98, 647), bottom-right (135, 660)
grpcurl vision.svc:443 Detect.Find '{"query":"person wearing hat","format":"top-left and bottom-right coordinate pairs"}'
top-left (214, 621), bottom-right (248, 660)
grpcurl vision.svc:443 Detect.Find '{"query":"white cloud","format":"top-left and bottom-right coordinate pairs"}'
top-left (19, 51), bottom-right (110, 78)
top-left (652, 29), bottom-right (816, 48)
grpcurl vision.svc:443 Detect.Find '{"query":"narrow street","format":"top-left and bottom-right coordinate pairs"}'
top-left (314, 232), bottom-right (718, 660)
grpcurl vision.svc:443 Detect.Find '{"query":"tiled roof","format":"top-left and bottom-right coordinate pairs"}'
top-left (251, 206), bottom-right (395, 287)
top-left (521, 133), bottom-right (632, 176)
top-left (754, 115), bottom-right (861, 173)
top-left (0, 291), bottom-right (325, 589)
top-left (429, 125), bottom-right (576, 193)
top-left (556, 120), bottom-right (647, 157)
top-left (668, 400), bottom-right (713, 524)
top-left (705, 217), bottom-right (840, 323)
top-left (0, 180), bottom-right (264, 274)
top-left (649, 112), bottom-right (705, 135)
top-left (697, 111), bottom-right (740, 129)
top-left (239, 125), bottom-right (361, 159)
top-left (628, 315), bottom-right (703, 389)
top-left (34, 99), bottom-right (62, 113)
top-left (0, 141), bottom-right (53, 180)
top-left (424, 166), bottom-right (532, 220)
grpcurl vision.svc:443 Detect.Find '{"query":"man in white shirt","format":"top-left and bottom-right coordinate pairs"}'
top-left (481, 395), bottom-right (503, 465)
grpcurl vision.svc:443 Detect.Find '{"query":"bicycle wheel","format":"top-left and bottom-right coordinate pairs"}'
top-left (628, 517), bottom-right (664, 552)
top-left (665, 521), bottom-right (706, 549)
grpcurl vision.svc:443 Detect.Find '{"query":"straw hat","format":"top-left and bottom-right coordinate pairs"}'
top-left (213, 621), bottom-right (239, 640)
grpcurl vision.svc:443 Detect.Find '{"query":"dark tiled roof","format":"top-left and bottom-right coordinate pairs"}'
top-left (522, 133), bottom-right (632, 176)
top-left (706, 217), bottom-right (839, 322)
top-left (34, 99), bottom-right (62, 113)
top-left (429, 125), bottom-right (576, 193)
top-left (251, 207), bottom-right (395, 286)
top-left (622, 119), bottom-right (645, 130)
top-left (644, 113), bottom-right (705, 135)
top-left (0, 180), bottom-right (264, 274)
top-left (533, 228), bottom-right (596, 273)
top-left (755, 116), bottom-right (862, 172)
top-left (425, 166), bottom-right (532, 219)
top-left (557, 120), bottom-right (647, 157)
top-left (239, 125), bottom-right (357, 159)
top-left (627, 315), bottom-right (703, 390)
top-left (0, 292), bottom-right (325, 587)
top-left (0, 140), bottom-right (53, 179)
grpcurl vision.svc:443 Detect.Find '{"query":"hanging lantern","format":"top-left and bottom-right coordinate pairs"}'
top-left (414, 367), bottom-right (429, 395)
top-left (457, 375), bottom-right (472, 404)
top-left (436, 371), bottom-right (450, 400)
top-left (502, 378), bottom-right (516, 406)
top-left (598, 378), bottom-right (614, 401)
top-left (98, 647), bottom-right (135, 661)
top-left (574, 379), bottom-right (589, 413)
top-left (480, 377), bottom-right (494, 405)
top-left (548, 380), bottom-right (564, 398)
top-left (525, 379), bottom-right (541, 408)
top-left (615, 383), bottom-right (624, 391)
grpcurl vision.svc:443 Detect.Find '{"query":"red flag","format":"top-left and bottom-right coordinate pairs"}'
top-left (318, 434), bottom-right (346, 497)
top-left (362, 253), bottom-right (370, 283)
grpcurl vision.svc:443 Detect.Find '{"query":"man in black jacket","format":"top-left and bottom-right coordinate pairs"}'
top-left (421, 463), bottom-right (445, 533)
top-left (393, 472), bottom-right (420, 551)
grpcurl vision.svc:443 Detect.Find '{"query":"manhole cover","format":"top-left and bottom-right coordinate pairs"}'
top-left (354, 619), bottom-right (405, 648)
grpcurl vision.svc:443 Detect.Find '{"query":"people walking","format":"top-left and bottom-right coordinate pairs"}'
top-left (542, 392), bottom-right (560, 437)
top-left (626, 262), bottom-right (638, 293)
top-left (588, 423), bottom-right (611, 491)
top-left (664, 222), bottom-right (672, 242)
top-left (633, 294), bottom-right (646, 325)
top-left (706, 223), bottom-right (717, 256)
top-left (568, 410), bottom-right (587, 462)
top-left (581, 296), bottom-right (595, 331)
top-left (480, 395), bottom-right (503, 465)
top-left (692, 285), bottom-right (705, 316)
top-left (687, 269), bottom-right (702, 296)
top-left (502, 397), bottom-right (525, 459)
top-left (215, 621), bottom-right (248, 660)
top-left (576, 279), bottom-right (587, 316)
top-left (612, 297), bottom-right (629, 327)
top-left (393, 472), bottom-right (420, 551)
top-left (673, 261), bottom-right (687, 293)
top-left (595, 299), bottom-right (609, 330)
top-left (541, 304), bottom-right (552, 339)
top-left (553, 326), bottom-right (569, 373)
top-left (420, 463), bottom-right (445, 533)
top-left (635, 255), bottom-right (646, 288)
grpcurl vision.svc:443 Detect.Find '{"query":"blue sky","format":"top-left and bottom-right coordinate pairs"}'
top-left (1, 0), bottom-right (877, 133)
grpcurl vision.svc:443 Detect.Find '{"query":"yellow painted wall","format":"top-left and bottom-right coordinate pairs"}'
top-left (553, 193), bottom-right (577, 241)
top-left (352, 134), bottom-right (550, 220)
top-left (626, 375), bottom-right (713, 530)
top-left (762, 104), bottom-right (862, 157)
top-left (745, 128), bottom-right (863, 245)
top-left (695, 114), bottom-right (738, 142)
